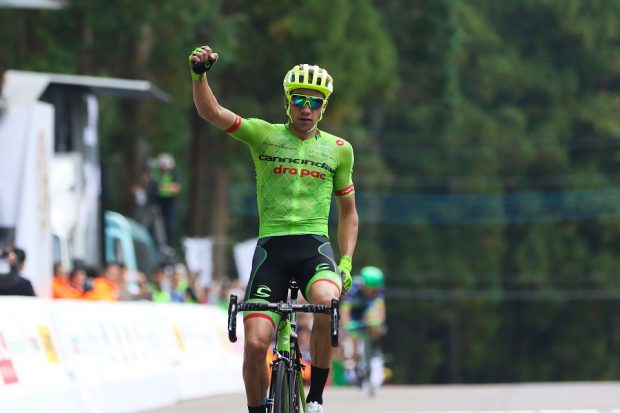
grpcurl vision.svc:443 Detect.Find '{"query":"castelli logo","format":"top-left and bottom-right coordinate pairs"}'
top-left (336, 139), bottom-right (344, 146)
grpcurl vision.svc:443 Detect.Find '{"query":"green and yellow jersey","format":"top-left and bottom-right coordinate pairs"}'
top-left (226, 116), bottom-right (355, 238)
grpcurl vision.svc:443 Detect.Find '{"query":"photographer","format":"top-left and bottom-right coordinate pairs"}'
top-left (0, 247), bottom-right (35, 296)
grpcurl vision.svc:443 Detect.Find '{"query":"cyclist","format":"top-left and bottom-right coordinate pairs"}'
top-left (190, 45), bottom-right (358, 413)
top-left (341, 266), bottom-right (386, 387)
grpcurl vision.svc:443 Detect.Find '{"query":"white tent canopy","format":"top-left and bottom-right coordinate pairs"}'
top-left (1, 70), bottom-right (170, 111)
top-left (0, 0), bottom-right (67, 9)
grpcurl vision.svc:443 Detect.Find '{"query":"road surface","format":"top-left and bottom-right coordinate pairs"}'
top-left (145, 382), bottom-right (620, 413)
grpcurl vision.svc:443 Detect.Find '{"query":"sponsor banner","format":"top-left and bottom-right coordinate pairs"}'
top-left (164, 304), bottom-right (244, 399)
top-left (0, 332), bottom-right (18, 385)
top-left (0, 297), bottom-right (245, 411)
top-left (0, 297), bottom-right (81, 412)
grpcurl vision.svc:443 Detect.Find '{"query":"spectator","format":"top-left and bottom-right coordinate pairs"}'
top-left (0, 248), bottom-right (19, 293)
top-left (83, 265), bottom-right (99, 292)
top-left (170, 263), bottom-right (198, 303)
top-left (118, 263), bottom-right (132, 300)
top-left (83, 262), bottom-right (122, 301)
top-left (201, 277), bottom-right (237, 308)
top-left (122, 268), bottom-right (152, 301)
top-left (148, 263), bottom-right (172, 303)
top-left (202, 279), bottom-right (224, 305)
top-left (150, 153), bottom-right (182, 246)
top-left (52, 262), bottom-right (69, 298)
top-left (133, 162), bottom-right (156, 225)
top-left (133, 160), bottom-right (168, 247)
top-left (135, 271), bottom-right (153, 300)
top-left (219, 279), bottom-right (246, 311)
top-left (0, 247), bottom-right (36, 296)
top-left (67, 267), bottom-right (87, 297)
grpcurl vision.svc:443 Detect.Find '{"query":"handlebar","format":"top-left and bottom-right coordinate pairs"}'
top-left (227, 295), bottom-right (340, 347)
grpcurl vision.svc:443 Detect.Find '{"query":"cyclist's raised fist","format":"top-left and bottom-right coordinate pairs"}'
top-left (189, 45), bottom-right (218, 81)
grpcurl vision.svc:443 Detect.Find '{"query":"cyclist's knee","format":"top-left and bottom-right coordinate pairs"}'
top-left (243, 318), bottom-right (273, 359)
top-left (306, 270), bottom-right (342, 301)
top-left (308, 274), bottom-right (340, 305)
top-left (244, 334), bottom-right (271, 360)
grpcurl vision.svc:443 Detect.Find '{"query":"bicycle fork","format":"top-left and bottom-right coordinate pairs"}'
top-left (269, 319), bottom-right (306, 413)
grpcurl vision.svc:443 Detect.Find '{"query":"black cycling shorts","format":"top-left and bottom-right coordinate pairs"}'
top-left (243, 234), bottom-right (342, 326)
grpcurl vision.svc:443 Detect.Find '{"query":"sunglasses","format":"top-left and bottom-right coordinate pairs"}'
top-left (289, 94), bottom-right (325, 110)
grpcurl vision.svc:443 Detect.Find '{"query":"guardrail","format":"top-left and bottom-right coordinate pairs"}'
top-left (0, 297), bottom-right (244, 412)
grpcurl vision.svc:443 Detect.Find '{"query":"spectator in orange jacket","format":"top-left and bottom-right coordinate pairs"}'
top-left (67, 267), bottom-right (87, 297)
top-left (83, 262), bottom-right (122, 301)
top-left (52, 262), bottom-right (77, 299)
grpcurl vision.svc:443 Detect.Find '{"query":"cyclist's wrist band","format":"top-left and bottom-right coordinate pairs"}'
top-left (191, 71), bottom-right (206, 82)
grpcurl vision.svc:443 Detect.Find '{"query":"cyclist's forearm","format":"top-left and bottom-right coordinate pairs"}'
top-left (336, 195), bottom-right (358, 258)
top-left (337, 206), bottom-right (358, 258)
top-left (192, 79), bottom-right (236, 130)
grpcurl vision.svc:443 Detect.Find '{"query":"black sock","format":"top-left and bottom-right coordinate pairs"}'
top-left (248, 405), bottom-right (266, 413)
top-left (306, 365), bottom-right (330, 405)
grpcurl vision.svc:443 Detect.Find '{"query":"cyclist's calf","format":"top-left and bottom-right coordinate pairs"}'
top-left (308, 279), bottom-right (341, 369)
top-left (243, 317), bottom-right (275, 406)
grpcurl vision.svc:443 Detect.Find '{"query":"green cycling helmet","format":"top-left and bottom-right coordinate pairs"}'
top-left (283, 64), bottom-right (334, 99)
top-left (360, 266), bottom-right (384, 288)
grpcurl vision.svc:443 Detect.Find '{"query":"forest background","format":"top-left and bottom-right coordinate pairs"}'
top-left (2, 0), bottom-right (620, 384)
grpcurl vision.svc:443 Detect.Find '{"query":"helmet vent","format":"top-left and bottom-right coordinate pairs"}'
top-left (283, 64), bottom-right (333, 99)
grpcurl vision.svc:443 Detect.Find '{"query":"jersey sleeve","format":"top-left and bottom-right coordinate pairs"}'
top-left (334, 140), bottom-right (355, 197)
top-left (226, 117), bottom-right (272, 147)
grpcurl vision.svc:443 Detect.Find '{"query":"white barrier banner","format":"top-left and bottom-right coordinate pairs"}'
top-left (0, 297), bottom-right (244, 413)
top-left (0, 297), bottom-right (83, 412)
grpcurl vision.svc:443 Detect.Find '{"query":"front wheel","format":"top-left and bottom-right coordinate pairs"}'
top-left (289, 369), bottom-right (303, 413)
top-left (269, 361), bottom-right (288, 413)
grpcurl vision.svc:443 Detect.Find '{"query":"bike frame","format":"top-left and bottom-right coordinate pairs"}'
top-left (227, 279), bottom-right (340, 413)
top-left (270, 281), bottom-right (305, 412)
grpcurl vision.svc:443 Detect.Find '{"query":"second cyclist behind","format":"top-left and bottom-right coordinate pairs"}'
top-left (340, 266), bottom-right (386, 387)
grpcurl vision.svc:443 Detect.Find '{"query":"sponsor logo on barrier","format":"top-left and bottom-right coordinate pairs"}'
top-left (173, 325), bottom-right (186, 353)
top-left (0, 332), bottom-right (18, 385)
top-left (0, 359), bottom-right (18, 385)
top-left (38, 325), bottom-right (60, 364)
